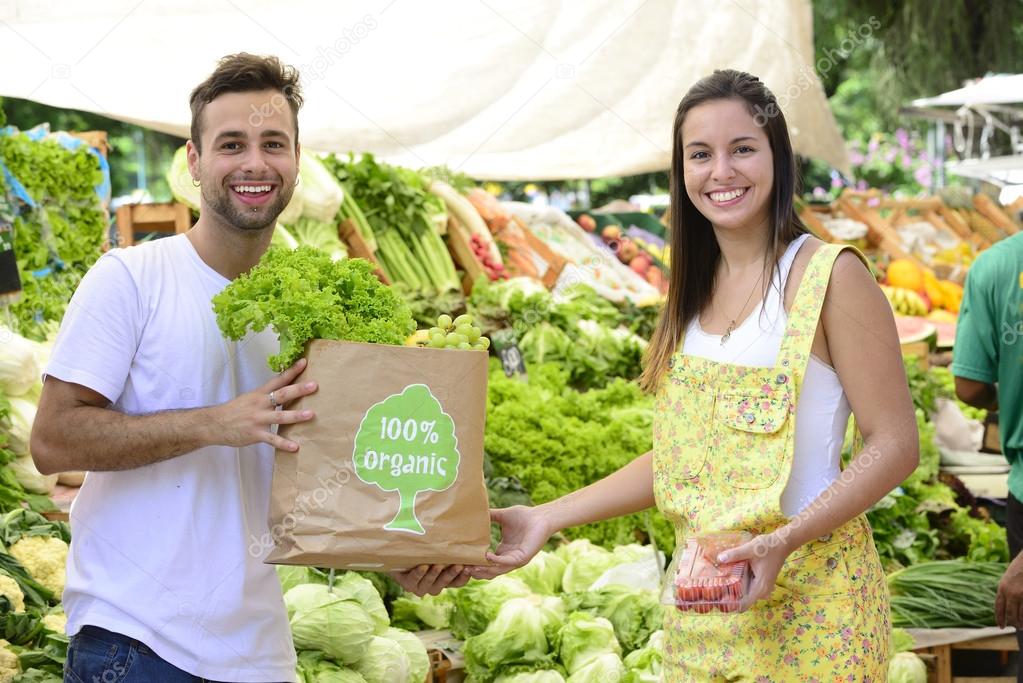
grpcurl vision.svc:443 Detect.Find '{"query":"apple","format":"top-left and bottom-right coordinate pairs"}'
top-left (630, 255), bottom-right (651, 275)
top-left (601, 225), bottom-right (622, 243)
top-left (577, 214), bottom-right (597, 233)
top-left (646, 268), bottom-right (664, 288)
top-left (618, 238), bottom-right (639, 262)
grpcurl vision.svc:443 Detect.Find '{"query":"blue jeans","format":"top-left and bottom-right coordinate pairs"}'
top-left (64, 625), bottom-right (287, 683)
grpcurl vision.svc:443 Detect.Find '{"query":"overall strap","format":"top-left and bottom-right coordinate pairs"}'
top-left (777, 242), bottom-right (869, 374)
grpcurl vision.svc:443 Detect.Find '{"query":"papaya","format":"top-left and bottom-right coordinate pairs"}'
top-left (887, 259), bottom-right (924, 292)
top-left (922, 269), bottom-right (944, 310)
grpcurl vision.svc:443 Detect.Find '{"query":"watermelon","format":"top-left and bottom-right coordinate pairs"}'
top-left (895, 315), bottom-right (938, 348)
top-left (929, 319), bottom-right (956, 348)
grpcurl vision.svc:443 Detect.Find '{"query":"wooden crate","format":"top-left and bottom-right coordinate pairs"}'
top-left (338, 219), bottom-right (391, 285)
top-left (837, 191), bottom-right (923, 265)
top-left (69, 130), bottom-right (110, 158)
top-left (445, 215), bottom-right (487, 295)
top-left (506, 216), bottom-right (567, 289)
top-left (115, 202), bottom-right (192, 246)
top-left (427, 649), bottom-right (451, 683)
top-left (974, 194), bottom-right (1020, 236)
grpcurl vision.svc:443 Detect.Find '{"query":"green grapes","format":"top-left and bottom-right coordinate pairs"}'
top-left (425, 312), bottom-right (490, 351)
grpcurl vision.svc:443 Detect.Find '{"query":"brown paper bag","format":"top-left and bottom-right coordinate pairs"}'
top-left (263, 340), bottom-right (492, 571)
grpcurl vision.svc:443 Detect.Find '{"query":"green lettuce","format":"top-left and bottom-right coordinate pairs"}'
top-left (352, 635), bottom-right (411, 683)
top-left (563, 586), bottom-right (663, 653)
top-left (284, 584), bottom-right (375, 664)
top-left (556, 613), bottom-right (620, 675)
top-left (383, 628), bottom-right (430, 683)
top-left (213, 247), bottom-right (415, 371)
top-left (449, 576), bottom-right (533, 640)
top-left (507, 550), bottom-right (567, 595)
top-left (463, 595), bottom-right (565, 683)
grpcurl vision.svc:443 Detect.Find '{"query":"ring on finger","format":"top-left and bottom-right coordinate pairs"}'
top-left (269, 391), bottom-right (280, 409)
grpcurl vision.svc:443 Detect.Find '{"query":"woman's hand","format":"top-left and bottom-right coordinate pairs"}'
top-left (718, 531), bottom-right (795, 609)
top-left (470, 506), bottom-right (552, 580)
top-left (390, 565), bottom-right (471, 596)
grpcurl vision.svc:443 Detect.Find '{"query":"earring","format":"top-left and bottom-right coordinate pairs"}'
top-left (295, 176), bottom-right (300, 187)
top-left (191, 178), bottom-right (200, 187)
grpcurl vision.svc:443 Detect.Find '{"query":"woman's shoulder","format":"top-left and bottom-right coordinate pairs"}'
top-left (784, 236), bottom-right (874, 307)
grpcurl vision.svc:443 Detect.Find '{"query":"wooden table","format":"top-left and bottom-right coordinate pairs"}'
top-left (915, 631), bottom-right (1018, 683)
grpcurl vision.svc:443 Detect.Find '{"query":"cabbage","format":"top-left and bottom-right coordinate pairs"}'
top-left (559, 542), bottom-right (616, 593)
top-left (10, 453), bottom-right (57, 495)
top-left (622, 629), bottom-right (662, 681)
top-left (299, 155), bottom-right (345, 222)
top-left (463, 595), bottom-right (564, 683)
top-left (353, 635), bottom-right (411, 683)
top-left (276, 565), bottom-right (327, 594)
top-left (888, 652), bottom-right (927, 683)
top-left (329, 572), bottom-right (389, 634)
top-left (0, 327), bottom-right (43, 396)
top-left (508, 551), bottom-right (567, 595)
top-left (384, 627), bottom-right (430, 683)
top-left (391, 592), bottom-right (454, 630)
top-left (565, 653), bottom-right (626, 682)
top-left (494, 672), bottom-right (566, 683)
top-left (449, 576), bottom-right (533, 639)
top-left (285, 584), bottom-right (375, 664)
top-left (6, 396), bottom-right (36, 457)
top-left (563, 585), bottom-right (663, 653)
top-left (557, 613), bottom-right (621, 674)
top-left (296, 651), bottom-right (368, 683)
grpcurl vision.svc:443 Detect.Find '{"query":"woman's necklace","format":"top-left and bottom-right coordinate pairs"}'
top-left (720, 268), bottom-right (766, 346)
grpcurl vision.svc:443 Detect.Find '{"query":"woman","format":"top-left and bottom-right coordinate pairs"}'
top-left (476, 70), bottom-right (919, 681)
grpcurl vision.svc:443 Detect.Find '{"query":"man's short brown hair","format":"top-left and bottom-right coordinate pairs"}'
top-left (189, 53), bottom-right (303, 153)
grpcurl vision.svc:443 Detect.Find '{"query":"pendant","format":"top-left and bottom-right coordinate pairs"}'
top-left (720, 320), bottom-right (735, 346)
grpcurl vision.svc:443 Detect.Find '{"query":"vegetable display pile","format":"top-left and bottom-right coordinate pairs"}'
top-left (0, 131), bottom-right (106, 341)
top-left (392, 541), bottom-right (665, 682)
top-left (864, 357), bottom-right (1008, 571)
top-left (469, 279), bottom-right (647, 390)
top-left (213, 247), bottom-right (416, 371)
top-left (484, 361), bottom-right (673, 551)
top-left (323, 153), bottom-right (460, 293)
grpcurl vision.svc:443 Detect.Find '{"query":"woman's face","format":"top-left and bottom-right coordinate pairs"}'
top-left (680, 98), bottom-right (774, 234)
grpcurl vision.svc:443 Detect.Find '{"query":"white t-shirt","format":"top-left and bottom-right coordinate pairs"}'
top-left (45, 234), bottom-right (297, 682)
top-left (684, 234), bottom-right (849, 516)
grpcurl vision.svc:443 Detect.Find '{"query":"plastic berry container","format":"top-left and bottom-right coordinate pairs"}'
top-left (661, 530), bottom-right (752, 614)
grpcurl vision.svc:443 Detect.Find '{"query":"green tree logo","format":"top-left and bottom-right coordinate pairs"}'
top-left (353, 384), bottom-right (460, 534)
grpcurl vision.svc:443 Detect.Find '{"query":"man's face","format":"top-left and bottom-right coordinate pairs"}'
top-left (187, 89), bottom-right (300, 231)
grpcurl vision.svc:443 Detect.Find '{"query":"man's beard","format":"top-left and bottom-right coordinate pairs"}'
top-left (203, 181), bottom-right (295, 231)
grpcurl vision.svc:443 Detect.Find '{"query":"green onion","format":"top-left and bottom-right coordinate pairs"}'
top-left (888, 560), bottom-right (1006, 628)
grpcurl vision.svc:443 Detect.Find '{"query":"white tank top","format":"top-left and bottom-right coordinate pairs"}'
top-left (683, 234), bottom-right (848, 516)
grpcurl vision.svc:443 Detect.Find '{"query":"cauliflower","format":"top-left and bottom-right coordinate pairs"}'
top-left (41, 610), bottom-right (66, 633)
top-left (0, 572), bottom-right (24, 613)
top-left (9, 536), bottom-right (68, 598)
top-left (0, 639), bottom-right (18, 682)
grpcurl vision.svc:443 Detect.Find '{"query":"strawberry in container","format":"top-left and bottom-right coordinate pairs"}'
top-left (663, 531), bottom-right (752, 614)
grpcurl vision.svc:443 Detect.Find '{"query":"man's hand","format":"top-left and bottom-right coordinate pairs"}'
top-left (208, 358), bottom-right (318, 452)
top-left (470, 506), bottom-right (552, 580)
top-left (391, 565), bottom-right (471, 596)
top-left (996, 553), bottom-right (1023, 628)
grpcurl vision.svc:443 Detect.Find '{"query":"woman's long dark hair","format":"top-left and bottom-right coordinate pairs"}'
top-left (639, 69), bottom-right (808, 393)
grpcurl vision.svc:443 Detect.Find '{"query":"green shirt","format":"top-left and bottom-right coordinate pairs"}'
top-left (952, 232), bottom-right (1023, 499)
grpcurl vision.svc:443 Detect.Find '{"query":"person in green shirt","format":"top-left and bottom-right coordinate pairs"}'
top-left (952, 231), bottom-right (1023, 653)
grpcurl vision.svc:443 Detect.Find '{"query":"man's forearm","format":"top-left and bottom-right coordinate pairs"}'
top-left (34, 405), bottom-right (220, 473)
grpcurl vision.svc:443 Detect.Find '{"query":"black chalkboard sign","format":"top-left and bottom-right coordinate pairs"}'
top-left (490, 329), bottom-right (527, 379)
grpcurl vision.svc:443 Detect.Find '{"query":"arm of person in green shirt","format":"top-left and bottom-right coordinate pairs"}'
top-left (952, 263), bottom-right (999, 411)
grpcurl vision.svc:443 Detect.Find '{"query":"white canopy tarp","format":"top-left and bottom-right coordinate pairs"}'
top-left (912, 74), bottom-right (1023, 107)
top-left (0, 0), bottom-right (849, 179)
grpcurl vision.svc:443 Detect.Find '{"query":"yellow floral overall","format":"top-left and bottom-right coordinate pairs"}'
top-left (653, 244), bottom-right (890, 682)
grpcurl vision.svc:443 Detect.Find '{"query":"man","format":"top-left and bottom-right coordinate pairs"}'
top-left (952, 229), bottom-right (1023, 668)
top-left (31, 54), bottom-right (461, 683)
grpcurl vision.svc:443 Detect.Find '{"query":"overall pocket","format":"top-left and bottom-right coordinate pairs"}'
top-left (654, 386), bottom-right (715, 481)
top-left (714, 387), bottom-right (792, 489)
